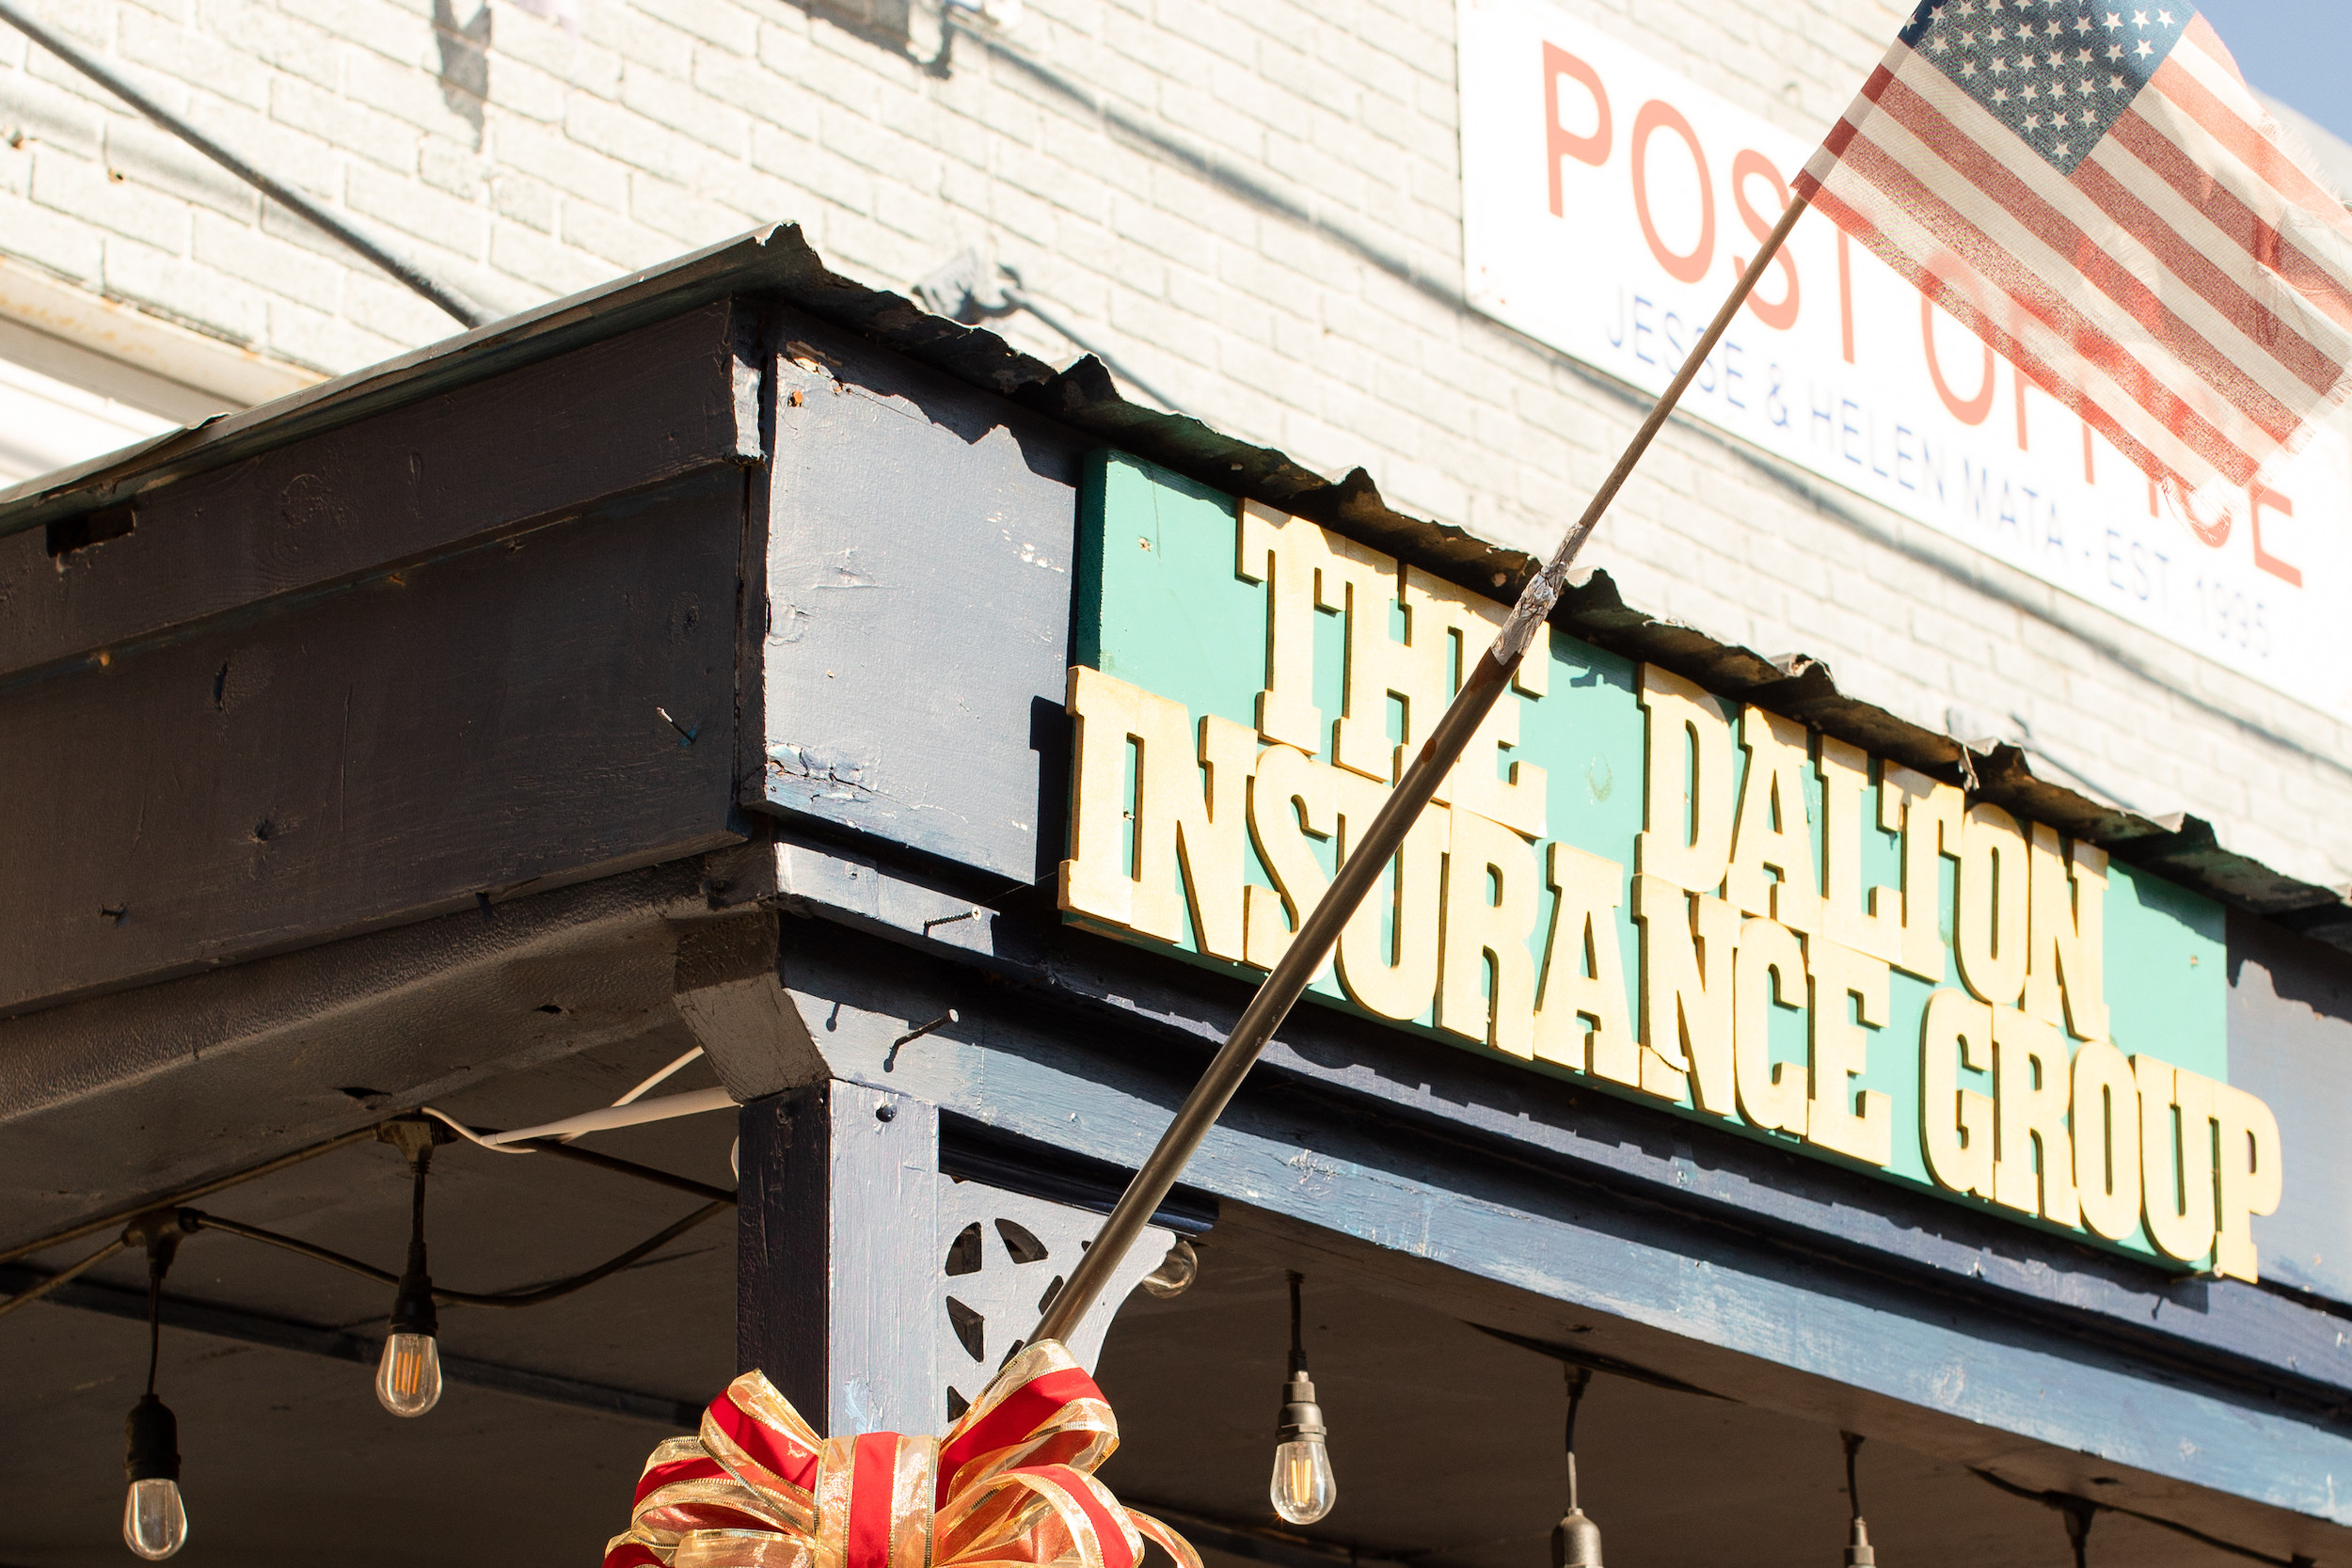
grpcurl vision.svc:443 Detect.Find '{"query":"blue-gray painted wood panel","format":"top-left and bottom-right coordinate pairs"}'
top-left (742, 321), bottom-right (2352, 1333)
top-left (2228, 910), bottom-right (2352, 1307)
top-left (757, 832), bottom-right (2352, 1400)
top-left (766, 919), bottom-right (2352, 1535)
top-left (738, 1080), bottom-right (940, 1436)
top-left (755, 317), bottom-right (1085, 886)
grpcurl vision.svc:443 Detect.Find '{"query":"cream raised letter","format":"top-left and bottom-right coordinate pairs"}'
top-left (2071, 1038), bottom-right (2142, 1243)
top-left (1062, 664), bottom-right (1144, 929)
top-left (1324, 536), bottom-right (1443, 785)
top-left (1919, 987), bottom-right (1996, 1198)
top-left (2137, 1055), bottom-right (2217, 1265)
top-left (2213, 1084), bottom-right (2282, 1283)
top-left (1805, 937), bottom-right (1893, 1166)
top-left (1407, 564), bottom-right (1550, 838)
top-left (1957, 802), bottom-right (2029, 1007)
top-left (1438, 808), bottom-right (1542, 1060)
top-left (1236, 500), bottom-right (1330, 754)
top-left (1635, 665), bottom-right (1737, 896)
top-left (1733, 916), bottom-right (1810, 1135)
top-left (1534, 842), bottom-right (1637, 1084)
top-left (1245, 743), bottom-right (1337, 977)
top-left (1726, 706), bottom-right (1822, 933)
top-left (1881, 762), bottom-right (1962, 982)
top-left (1057, 666), bottom-right (1252, 960)
top-left (1632, 873), bottom-right (1740, 1116)
top-left (1992, 1006), bottom-right (2078, 1227)
top-left (2023, 822), bottom-right (2110, 1042)
top-left (1819, 737), bottom-right (1903, 966)
top-left (1332, 769), bottom-right (1449, 1023)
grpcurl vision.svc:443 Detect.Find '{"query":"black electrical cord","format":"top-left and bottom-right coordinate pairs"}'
top-left (183, 1201), bottom-right (733, 1308)
top-left (1564, 1365), bottom-right (1591, 1513)
top-left (1, 1117), bottom-right (732, 1272)
top-left (437, 1200), bottom-right (732, 1307)
top-left (528, 1138), bottom-right (737, 1204)
top-left (144, 1254), bottom-right (162, 1395)
top-left (2, 1197), bottom-right (729, 1321)
top-left (0, 1235), bottom-right (127, 1323)
top-left (1969, 1466), bottom-right (2315, 1568)
top-left (1, 1112), bottom-right (737, 1323)
top-left (0, 1128), bottom-right (380, 1268)
top-left (185, 1214), bottom-right (399, 1289)
top-left (1840, 1430), bottom-right (1877, 1568)
top-left (2065, 1503), bottom-right (2093, 1568)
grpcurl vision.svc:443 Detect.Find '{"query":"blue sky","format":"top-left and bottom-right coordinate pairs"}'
top-left (2194, 0), bottom-right (2352, 146)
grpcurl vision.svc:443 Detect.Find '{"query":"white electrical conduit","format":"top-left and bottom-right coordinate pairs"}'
top-left (554, 1044), bottom-right (709, 1143)
top-left (483, 1086), bottom-right (735, 1148)
top-left (422, 1046), bottom-right (731, 1155)
top-left (611, 1046), bottom-right (707, 1109)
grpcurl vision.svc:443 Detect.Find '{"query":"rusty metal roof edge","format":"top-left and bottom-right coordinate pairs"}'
top-left (0, 223), bottom-right (866, 541)
top-left (999, 337), bottom-right (2352, 939)
top-left (1539, 574), bottom-right (2347, 924)
top-left (5, 224), bottom-right (2342, 942)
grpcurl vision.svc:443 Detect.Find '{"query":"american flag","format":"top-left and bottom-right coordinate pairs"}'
top-left (1796, 1), bottom-right (2352, 505)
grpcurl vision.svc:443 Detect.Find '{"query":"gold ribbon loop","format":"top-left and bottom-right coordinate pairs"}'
top-left (605, 1341), bottom-right (1190, 1568)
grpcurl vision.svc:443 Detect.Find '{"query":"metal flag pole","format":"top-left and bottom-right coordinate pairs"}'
top-left (1030, 194), bottom-right (1813, 1347)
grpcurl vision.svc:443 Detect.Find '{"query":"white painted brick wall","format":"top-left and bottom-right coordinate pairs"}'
top-left (6, 0), bottom-right (2351, 898)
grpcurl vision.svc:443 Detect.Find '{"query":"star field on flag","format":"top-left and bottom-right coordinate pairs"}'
top-left (1796, 0), bottom-right (2352, 507)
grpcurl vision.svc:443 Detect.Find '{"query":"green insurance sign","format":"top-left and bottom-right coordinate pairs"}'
top-left (1062, 452), bottom-right (2282, 1278)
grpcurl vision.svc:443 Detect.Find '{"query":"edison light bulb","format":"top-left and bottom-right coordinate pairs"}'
top-left (376, 1330), bottom-right (443, 1417)
top-left (1269, 1435), bottom-right (1336, 1525)
top-left (122, 1478), bottom-right (186, 1560)
top-left (1270, 1366), bottom-right (1336, 1525)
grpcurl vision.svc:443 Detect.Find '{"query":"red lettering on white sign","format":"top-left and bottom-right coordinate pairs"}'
top-left (1731, 150), bottom-right (1799, 331)
top-left (1544, 43), bottom-right (1609, 216)
top-left (1630, 99), bottom-right (1712, 285)
top-left (2252, 486), bottom-right (2302, 586)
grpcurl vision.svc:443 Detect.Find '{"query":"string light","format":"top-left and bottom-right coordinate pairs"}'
top-left (0, 1083), bottom-right (738, 1562)
top-left (1269, 1271), bottom-right (1336, 1525)
top-left (1551, 1367), bottom-right (1601, 1568)
top-left (1840, 1433), bottom-right (1875, 1567)
top-left (18, 1084), bottom-right (2320, 1568)
top-left (375, 1121), bottom-right (443, 1418)
top-left (121, 1212), bottom-right (194, 1560)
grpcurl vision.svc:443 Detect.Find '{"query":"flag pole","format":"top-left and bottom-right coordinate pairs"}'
top-left (1030, 194), bottom-right (1813, 1347)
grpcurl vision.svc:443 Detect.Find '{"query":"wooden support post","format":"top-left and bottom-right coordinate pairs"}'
top-left (737, 1079), bottom-right (940, 1436)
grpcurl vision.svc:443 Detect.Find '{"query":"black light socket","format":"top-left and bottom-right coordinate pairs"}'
top-left (124, 1394), bottom-right (180, 1485)
top-left (383, 1124), bottom-right (438, 1339)
top-left (388, 1239), bottom-right (438, 1339)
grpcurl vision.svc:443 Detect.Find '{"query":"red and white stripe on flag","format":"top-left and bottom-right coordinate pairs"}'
top-left (1795, 0), bottom-right (2352, 508)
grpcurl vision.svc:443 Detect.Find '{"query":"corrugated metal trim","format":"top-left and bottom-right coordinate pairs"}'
top-left (3, 224), bottom-right (2342, 942)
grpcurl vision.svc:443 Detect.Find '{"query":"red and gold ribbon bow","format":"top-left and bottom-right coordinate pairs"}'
top-left (605, 1339), bottom-right (1200, 1568)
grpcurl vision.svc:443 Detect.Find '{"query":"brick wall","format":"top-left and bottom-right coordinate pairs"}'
top-left (6, 0), bottom-right (2348, 894)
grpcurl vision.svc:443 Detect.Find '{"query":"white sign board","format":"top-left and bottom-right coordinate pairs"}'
top-left (1459, 0), bottom-right (2352, 723)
